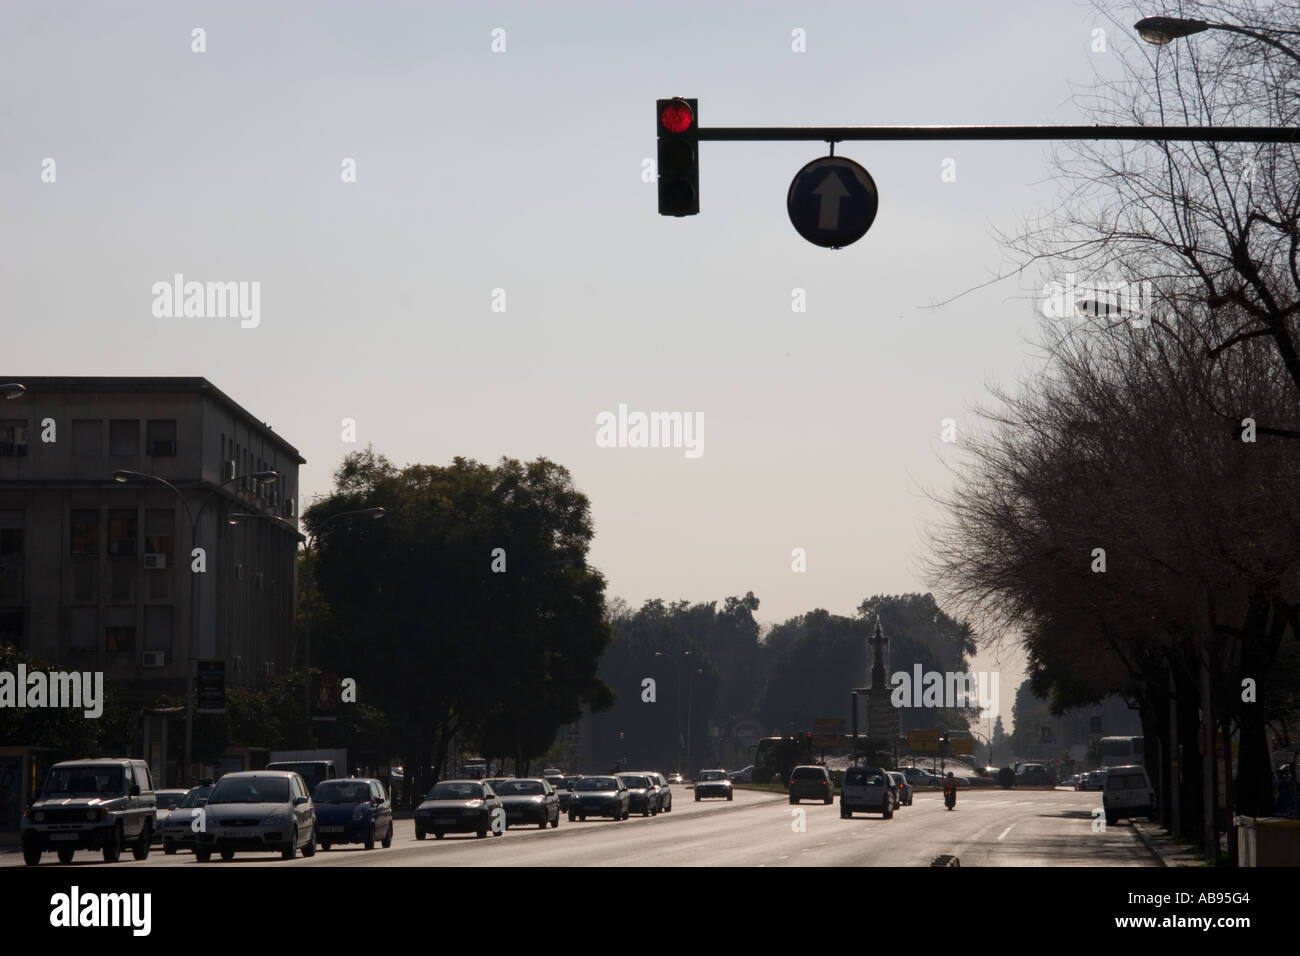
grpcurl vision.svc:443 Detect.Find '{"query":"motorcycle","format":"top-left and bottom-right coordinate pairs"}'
top-left (944, 788), bottom-right (956, 810)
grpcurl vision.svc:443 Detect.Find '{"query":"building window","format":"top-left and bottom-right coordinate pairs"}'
top-left (108, 561), bottom-right (133, 603)
top-left (145, 509), bottom-right (174, 555)
top-left (0, 421), bottom-right (28, 457)
top-left (71, 509), bottom-right (99, 554)
top-left (71, 419), bottom-right (102, 457)
top-left (68, 607), bottom-right (97, 656)
top-left (109, 419), bottom-right (139, 456)
top-left (108, 510), bottom-right (137, 556)
top-left (146, 420), bottom-right (177, 457)
top-left (106, 625), bottom-right (134, 653)
top-left (144, 606), bottom-right (173, 655)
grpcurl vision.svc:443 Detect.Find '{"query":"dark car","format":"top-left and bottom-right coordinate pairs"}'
top-left (617, 773), bottom-right (661, 816)
top-left (416, 780), bottom-right (504, 840)
top-left (788, 765), bottom-right (833, 805)
top-left (157, 783), bottom-right (214, 854)
top-left (21, 758), bottom-right (158, 865)
top-left (313, 777), bottom-right (394, 851)
top-left (194, 771), bottom-right (318, 861)
top-left (567, 775), bottom-right (629, 821)
top-left (494, 778), bottom-right (560, 829)
top-left (694, 769), bottom-right (733, 801)
top-left (553, 775), bottom-right (581, 812)
top-left (1016, 764), bottom-right (1053, 787)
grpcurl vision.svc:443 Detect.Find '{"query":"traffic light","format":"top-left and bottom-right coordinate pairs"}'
top-left (657, 97), bottom-right (699, 216)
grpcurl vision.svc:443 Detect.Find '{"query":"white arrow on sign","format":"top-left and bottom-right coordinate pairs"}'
top-left (812, 170), bottom-right (851, 230)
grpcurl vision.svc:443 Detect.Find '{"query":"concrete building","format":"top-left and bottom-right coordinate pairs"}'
top-left (0, 377), bottom-right (303, 709)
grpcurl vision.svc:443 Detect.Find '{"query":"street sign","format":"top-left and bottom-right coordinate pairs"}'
top-left (196, 660), bottom-right (225, 714)
top-left (813, 717), bottom-right (845, 748)
top-left (950, 737), bottom-right (974, 756)
top-left (909, 729), bottom-right (941, 753)
top-left (786, 156), bottom-right (879, 248)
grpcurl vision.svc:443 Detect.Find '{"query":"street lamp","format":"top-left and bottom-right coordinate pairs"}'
top-left (114, 467), bottom-right (279, 787)
top-left (1135, 15), bottom-right (1300, 65)
top-left (0, 383), bottom-right (25, 399)
top-left (230, 506), bottom-right (384, 744)
top-left (686, 666), bottom-right (702, 772)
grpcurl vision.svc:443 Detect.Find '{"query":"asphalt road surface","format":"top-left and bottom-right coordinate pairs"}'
top-left (5, 787), bottom-right (1159, 867)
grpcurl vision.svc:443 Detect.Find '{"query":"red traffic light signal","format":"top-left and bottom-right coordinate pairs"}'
top-left (657, 97), bottom-right (699, 216)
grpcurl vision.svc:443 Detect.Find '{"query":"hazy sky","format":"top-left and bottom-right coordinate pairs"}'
top-left (2, 0), bottom-right (1152, 727)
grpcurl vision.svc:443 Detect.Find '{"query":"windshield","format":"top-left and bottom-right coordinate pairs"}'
top-left (155, 792), bottom-right (186, 809)
top-left (209, 776), bottom-right (291, 804)
top-left (574, 777), bottom-right (617, 791)
top-left (698, 771), bottom-right (726, 781)
top-left (43, 766), bottom-right (124, 798)
top-left (495, 780), bottom-right (545, 795)
top-left (428, 782), bottom-right (485, 800)
top-left (619, 775), bottom-right (650, 788)
top-left (313, 781), bottom-right (372, 804)
top-left (179, 786), bottom-right (213, 808)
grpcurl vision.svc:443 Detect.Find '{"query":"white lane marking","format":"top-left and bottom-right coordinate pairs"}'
top-left (997, 824), bottom-right (1016, 840)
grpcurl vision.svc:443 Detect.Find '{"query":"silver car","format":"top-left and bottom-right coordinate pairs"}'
top-left (152, 789), bottom-right (189, 844)
top-left (193, 771), bottom-right (317, 862)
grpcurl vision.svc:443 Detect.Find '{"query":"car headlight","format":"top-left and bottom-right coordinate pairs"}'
top-left (33, 810), bottom-right (45, 822)
top-left (85, 809), bottom-right (101, 821)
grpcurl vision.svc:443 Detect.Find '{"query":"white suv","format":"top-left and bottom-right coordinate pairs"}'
top-left (1102, 765), bottom-right (1156, 825)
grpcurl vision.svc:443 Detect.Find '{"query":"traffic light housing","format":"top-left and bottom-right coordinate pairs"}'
top-left (657, 97), bottom-right (699, 216)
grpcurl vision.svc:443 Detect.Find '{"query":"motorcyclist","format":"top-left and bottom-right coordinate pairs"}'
top-left (943, 771), bottom-right (958, 807)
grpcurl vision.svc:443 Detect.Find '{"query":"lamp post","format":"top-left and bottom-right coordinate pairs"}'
top-left (654, 651), bottom-right (688, 771)
top-left (0, 383), bottom-right (25, 399)
top-left (1134, 15), bottom-right (1300, 66)
top-left (686, 666), bottom-right (702, 771)
top-left (114, 467), bottom-right (278, 787)
top-left (230, 506), bottom-right (384, 744)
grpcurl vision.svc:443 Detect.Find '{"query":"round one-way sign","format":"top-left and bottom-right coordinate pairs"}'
top-left (786, 156), bottom-right (879, 249)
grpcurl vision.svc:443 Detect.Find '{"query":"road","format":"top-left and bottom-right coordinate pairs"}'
top-left (5, 787), bottom-right (1158, 867)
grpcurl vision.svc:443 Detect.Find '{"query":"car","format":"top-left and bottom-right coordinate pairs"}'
top-left (1064, 774), bottom-right (1080, 788)
top-left (541, 767), bottom-right (562, 777)
top-left (21, 758), bottom-right (158, 865)
top-left (887, 771), bottom-right (913, 806)
top-left (313, 777), bottom-right (394, 851)
top-left (617, 773), bottom-right (661, 816)
top-left (788, 765), bottom-right (833, 805)
top-left (158, 784), bottom-right (214, 854)
top-left (194, 770), bottom-right (317, 862)
top-left (1102, 765), bottom-right (1157, 826)
top-left (1015, 763), bottom-right (1052, 786)
top-left (694, 769), bottom-right (733, 801)
top-left (902, 767), bottom-right (944, 787)
top-left (1080, 770), bottom-right (1107, 791)
top-left (840, 766), bottom-right (894, 820)
top-left (729, 765), bottom-right (754, 783)
top-left (567, 775), bottom-right (630, 821)
top-left (484, 776), bottom-right (515, 792)
top-left (152, 788), bottom-right (190, 843)
top-left (552, 775), bottom-right (581, 812)
top-left (494, 778), bottom-right (560, 829)
top-left (647, 771), bottom-right (673, 812)
top-left (416, 779), bottom-right (504, 839)
top-left (666, 772), bottom-right (684, 785)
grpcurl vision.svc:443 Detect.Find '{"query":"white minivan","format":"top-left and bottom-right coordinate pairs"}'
top-left (1102, 764), bottom-right (1157, 825)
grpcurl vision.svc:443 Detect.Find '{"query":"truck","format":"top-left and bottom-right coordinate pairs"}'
top-left (266, 749), bottom-right (348, 792)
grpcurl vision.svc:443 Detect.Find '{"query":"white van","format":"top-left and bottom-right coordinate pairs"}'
top-left (1102, 764), bottom-right (1156, 825)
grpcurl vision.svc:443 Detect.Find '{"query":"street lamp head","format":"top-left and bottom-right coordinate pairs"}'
top-left (362, 507), bottom-right (385, 518)
top-left (113, 470), bottom-right (144, 483)
top-left (0, 383), bottom-right (25, 399)
top-left (249, 470), bottom-right (279, 483)
top-left (1134, 16), bottom-right (1210, 45)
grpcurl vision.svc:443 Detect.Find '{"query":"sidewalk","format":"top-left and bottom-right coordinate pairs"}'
top-left (1130, 820), bottom-right (1216, 866)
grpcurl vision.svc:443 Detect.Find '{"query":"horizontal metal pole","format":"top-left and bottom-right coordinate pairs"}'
top-left (697, 125), bottom-right (1298, 143)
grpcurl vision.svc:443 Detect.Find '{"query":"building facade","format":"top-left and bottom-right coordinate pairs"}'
top-left (0, 377), bottom-right (303, 709)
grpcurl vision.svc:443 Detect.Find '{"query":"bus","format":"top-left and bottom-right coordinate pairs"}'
top-left (1098, 736), bottom-right (1144, 768)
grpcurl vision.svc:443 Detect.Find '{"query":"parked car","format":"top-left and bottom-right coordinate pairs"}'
top-left (158, 783), bottom-right (214, 854)
top-left (416, 779), bottom-right (504, 839)
top-left (152, 789), bottom-right (190, 843)
top-left (887, 771), bottom-right (913, 806)
top-left (313, 777), bottom-right (393, 850)
top-left (1102, 765), bottom-right (1157, 826)
top-left (567, 775), bottom-right (629, 821)
top-left (21, 758), bottom-right (158, 865)
top-left (729, 765), bottom-right (754, 783)
top-left (194, 770), bottom-right (317, 862)
top-left (788, 765), bottom-right (834, 805)
top-left (694, 769), bottom-right (733, 801)
top-left (840, 766), bottom-right (894, 819)
top-left (494, 778), bottom-right (560, 829)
